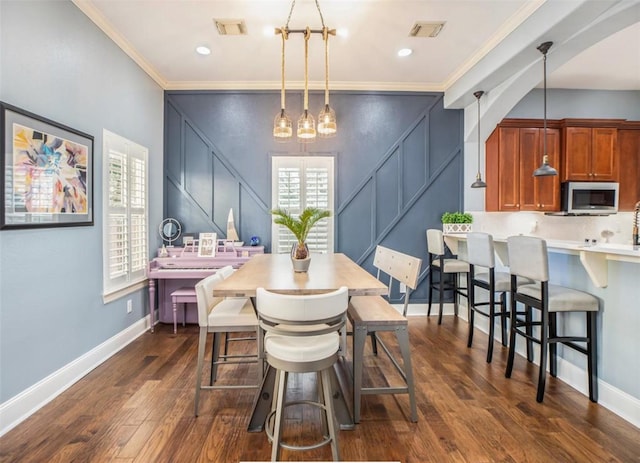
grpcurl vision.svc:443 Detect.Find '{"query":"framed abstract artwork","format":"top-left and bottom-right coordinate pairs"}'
top-left (0, 102), bottom-right (94, 229)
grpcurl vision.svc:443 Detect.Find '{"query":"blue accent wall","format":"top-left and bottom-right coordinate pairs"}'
top-left (165, 91), bottom-right (464, 302)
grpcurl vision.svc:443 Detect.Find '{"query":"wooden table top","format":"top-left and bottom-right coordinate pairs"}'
top-left (212, 253), bottom-right (387, 298)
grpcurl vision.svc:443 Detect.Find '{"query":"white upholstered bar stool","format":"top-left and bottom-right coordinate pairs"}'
top-left (256, 286), bottom-right (349, 462)
top-left (505, 236), bottom-right (599, 403)
top-left (194, 272), bottom-right (261, 416)
top-left (426, 229), bottom-right (469, 324)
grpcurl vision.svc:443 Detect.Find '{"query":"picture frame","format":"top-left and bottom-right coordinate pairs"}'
top-left (198, 232), bottom-right (217, 257)
top-left (0, 102), bottom-right (94, 229)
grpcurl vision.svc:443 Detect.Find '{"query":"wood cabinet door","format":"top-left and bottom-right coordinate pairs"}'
top-left (497, 127), bottom-right (520, 211)
top-left (518, 128), bottom-right (539, 210)
top-left (618, 129), bottom-right (640, 211)
top-left (535, 128), bottom-right (561, 211)
top-left (563, 127), bottom-right (592, 181)
top-left (591, 127), bottom-right (618, 181)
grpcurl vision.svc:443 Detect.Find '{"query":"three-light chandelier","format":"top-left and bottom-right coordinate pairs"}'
top-left (273, 0), bottom-right (337, 143)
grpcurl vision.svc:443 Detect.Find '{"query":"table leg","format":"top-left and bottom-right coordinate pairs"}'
top-left (148, 278), bottom-right (156, 333)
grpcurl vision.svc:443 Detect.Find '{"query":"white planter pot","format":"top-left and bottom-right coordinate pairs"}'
top-left (443, 223), bottom-right (472, 234)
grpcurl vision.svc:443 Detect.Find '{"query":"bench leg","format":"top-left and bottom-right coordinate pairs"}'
top-left (352, 324), bottom-right (368, 424)
top-left (396, 325), bottom-right (417, 422)
top-left (172, 299), bottom-right (178, 334)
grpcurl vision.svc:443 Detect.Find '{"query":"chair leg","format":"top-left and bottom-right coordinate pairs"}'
top-left (549, 312), bottom-right (558, 378)
top-left (505, 293), bottom-right (517, 379)
top-left (587, 311), bottom-right (598, 403)
top-left (525, 306), bottom-right (534, 362)
top-left (210, 332), bottom-right (221, 386)
top-left (369, 332), bottom-right (378, 355)
top-left (438, 271), bottom-right (445, 325)
top-left (487, 287), bottom-right (496, 363)
top-left (396, 325), bottom-right (418, 422)
top-left (453, 273), bottom-right (459, 317)
top-left (271, 370), bottom-right (287, 461)
top-left (536, 307), bottom-right (549, 403)
top-left (427, 267), bottom-right (434, 317)
top-left (194, 328), bottom-right (208, 417)
top-left (321, 368), bottom-right (340, 461)
top-left (352, 324), bottom-right (367, 423)
top-left (500, 292), bottom-right (508, 347)
top-left (467, 282), bottom-right (475, 348)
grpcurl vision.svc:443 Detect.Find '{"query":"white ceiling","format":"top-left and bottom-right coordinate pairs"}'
top-left (73, 0), bottom-right (640, 94)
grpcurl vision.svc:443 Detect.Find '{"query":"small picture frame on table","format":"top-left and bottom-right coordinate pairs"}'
top-left (198, 232), bottom-right (217, 257)
top-left (0, 102), bottom-right (94, 230)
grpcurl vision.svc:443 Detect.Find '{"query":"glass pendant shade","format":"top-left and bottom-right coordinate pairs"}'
top-left (317, 104), bottom-right (337, 137)
top-left (297, 109), bottom-right (316, 142)
top-left (273, 109), bottom-right (292, 141)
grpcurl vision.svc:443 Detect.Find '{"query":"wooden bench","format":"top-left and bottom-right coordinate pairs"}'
top-left (347, 245), bottom-right (422, 423)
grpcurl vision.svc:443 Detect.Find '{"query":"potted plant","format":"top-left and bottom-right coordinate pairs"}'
top-left (270, 206), bottom-right (331, 272)
top-left (441, 211), bottom-right (473, 234)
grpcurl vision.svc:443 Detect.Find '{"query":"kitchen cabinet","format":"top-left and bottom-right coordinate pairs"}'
top-left (561, 123), bottom-right (619, 182)
top-left (618, 125), bottom-right (640, 211)
top-left (485, 121), bottom-right (560, 212)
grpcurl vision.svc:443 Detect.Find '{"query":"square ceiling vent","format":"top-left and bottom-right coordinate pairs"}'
top-left (214, 19), bottom-right (248, 35)
top-left (409, 21), bottom-right (445, 38)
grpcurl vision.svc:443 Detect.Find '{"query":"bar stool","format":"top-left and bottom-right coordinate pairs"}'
top-left (505, 235), bottom-right (599, 403)
top-left (426, 229), bottom-right (469, 324)
top-left (256, 286), bottom-right (348, 461)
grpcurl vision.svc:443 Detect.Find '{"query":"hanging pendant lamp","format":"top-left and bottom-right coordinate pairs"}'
top-left (297, 27), bottom-right (316, 142)
top-left (533, 41), bottom-right (558, 177)
top-left (273, 29), bottom-right (292, 141)
top-left (471, 90), bottom-right (487, 188)
top-left (317, 26), bottom-right (337, 137)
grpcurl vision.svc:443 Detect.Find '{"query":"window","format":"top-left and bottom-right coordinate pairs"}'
top-left (102, 130), bottom-right (148, 301)
top-left (271, 156), bottom-right (334, 254)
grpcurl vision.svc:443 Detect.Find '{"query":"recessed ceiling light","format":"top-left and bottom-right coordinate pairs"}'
top-left (196, 46), bottom-right (211, 56)
top-left (398, 48), bottom-right (413, 57)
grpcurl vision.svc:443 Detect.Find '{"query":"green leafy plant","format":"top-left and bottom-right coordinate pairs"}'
top-left (270, 207), bottom-right (331, 259)
top-left (441, 211), bottom-right (473, 224)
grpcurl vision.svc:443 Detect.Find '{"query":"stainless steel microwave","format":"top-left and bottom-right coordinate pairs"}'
top-left (561, 182), bottom-right (619, 215)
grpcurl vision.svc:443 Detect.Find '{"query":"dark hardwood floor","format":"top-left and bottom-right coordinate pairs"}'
top-left (1, 316), bottom-right (638, 462)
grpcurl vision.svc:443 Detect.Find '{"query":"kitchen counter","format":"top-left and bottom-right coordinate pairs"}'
top-left (444, 234), bottom-right (640, 288)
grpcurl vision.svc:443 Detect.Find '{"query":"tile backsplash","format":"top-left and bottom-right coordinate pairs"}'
top-left (471, 211), bottom-right (635, 245)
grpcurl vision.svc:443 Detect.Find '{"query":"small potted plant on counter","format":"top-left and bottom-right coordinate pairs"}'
top-left (441, 211), bottom-right (473, 234)
top-left (270, 206), bottom-right (331, 272)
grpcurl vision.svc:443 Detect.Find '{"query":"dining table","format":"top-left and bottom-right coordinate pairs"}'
top-left (212, 252), bottom-right (388, 431)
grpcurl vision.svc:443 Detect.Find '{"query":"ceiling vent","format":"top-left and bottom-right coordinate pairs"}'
top-left (409, 21), bottom-right (445, 38)
top-left (214, 19), bottom-right (248, 36)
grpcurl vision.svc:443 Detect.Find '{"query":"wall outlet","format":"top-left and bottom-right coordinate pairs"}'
top-left (399, 282), bottom-right (407, 293)
top-left (126, 299), bottom-right (133, 314)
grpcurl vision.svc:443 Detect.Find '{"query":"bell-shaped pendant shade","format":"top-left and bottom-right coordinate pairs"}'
top-left (533, 154), bottom-right (558, 176)
top-left (297, 109), bottom-right (316, 142)
top-left (273, 109), bottom-right (293, 141)
top-left (317, 104), bottom-right (337, 137)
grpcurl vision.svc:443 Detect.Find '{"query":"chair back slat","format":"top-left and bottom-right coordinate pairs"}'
top-left (373, 245), bottom-right (422, 290)
top-left (256, 286), bottom-right (349, 324)
top-left (426, 229), bottom-right (445, 255)
top-left (466, 232), bottom-right (496, 268)
top-left (195, 273), bottom-right (225, 327)
top-left (507, 235), bottom-right (549, 282)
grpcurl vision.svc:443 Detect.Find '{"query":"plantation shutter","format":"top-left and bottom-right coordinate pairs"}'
top-left (103, 130), bottom-right (148, 298)
top-left (272, 156), bottom-right (334, 254)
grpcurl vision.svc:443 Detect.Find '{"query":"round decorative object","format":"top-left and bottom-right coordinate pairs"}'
top-left (250, 235), bottom-right (261, 246)
top-left (158, 218), bottom-right (182, 246)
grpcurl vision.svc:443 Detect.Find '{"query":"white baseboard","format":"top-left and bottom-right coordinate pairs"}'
top-left (0, 316), bottom-right (150, 437)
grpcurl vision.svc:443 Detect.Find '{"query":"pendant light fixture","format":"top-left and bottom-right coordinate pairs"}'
top-left (273, 29), bottom-right (292, 141)
top-left (273, 0), bottom-right (336, 143)
top-left (471, 90), bottom-right (487, 188)
top-left (297, 28), bottom-right (316, 142)
top-left (533, 41), bottom-right (558, 177)
top-left (317, 27), bottom-right (337, 137)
